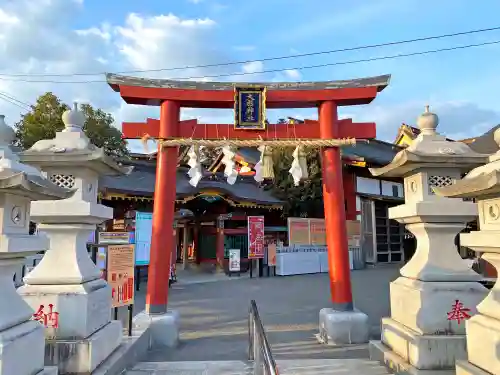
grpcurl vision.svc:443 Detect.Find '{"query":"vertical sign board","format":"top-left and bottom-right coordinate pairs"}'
top-left (248, 216), bottom-right (265, 259)
top-left (107, 244), bottom-right (135, 308)
top-left (229, 249), bottom-right (241, 272)
top-left (135, 212), bottom-right (153, 266)
top-left (267, 243), bottom-right (277, 266)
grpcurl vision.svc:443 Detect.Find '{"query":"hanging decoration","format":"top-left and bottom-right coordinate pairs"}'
top-left (255, 145), bottom-right (274, 180)
top-left (221, 145), bottom-right (238, 185)
top-left (289, 145), bottom-right (309, 186)
top-left (186, 145), bottom-right (203, 187)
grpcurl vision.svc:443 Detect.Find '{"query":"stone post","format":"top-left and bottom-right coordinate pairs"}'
top-left (435, 129), bottom-right (500, 375)
top-left (17, 103), bottom-right (131, 374)
top-left (368, 106), bottom-right (489, 374)
top-left (0, 115), bottom-right (71, 375)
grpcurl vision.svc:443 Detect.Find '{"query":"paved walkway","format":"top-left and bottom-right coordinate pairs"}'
top-left (125, 265), bottom-right (400, 362)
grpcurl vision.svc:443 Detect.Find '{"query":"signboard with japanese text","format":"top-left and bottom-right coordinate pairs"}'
top-left (287, 218), bottom-right (310, 245)
top-left (229, 249), bottom-right (241, 272)
top-left (248, 216), bottom-right (265, 259)
top-left (107, 244), bottom-right (135, 308)
top-left (135, 212), bottom-right (153, 265)
top-left (234, 86), bottom-right (266, 130)
top-left (98, 231), bottom-right (131, 245)
top-left (309, 219), bottom-right (326, 245)
top-left (287, 218), bottom-right (360, 247)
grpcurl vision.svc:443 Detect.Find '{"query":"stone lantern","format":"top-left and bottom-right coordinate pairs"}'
top-left (368, 106), bottom-right (489, 374)
top-left (17, 103), bottom-right (131, 374)
top-left (434, 128), bottom-right (500, 375)
top-left (0, 115), bottom-right (72, 375)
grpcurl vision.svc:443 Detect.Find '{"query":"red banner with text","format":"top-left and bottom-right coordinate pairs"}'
top-left (248, 216), bottom-right (265, 259)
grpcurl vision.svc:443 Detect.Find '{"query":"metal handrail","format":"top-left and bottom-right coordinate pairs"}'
top-left (248, 299), bottom-right (279, 375)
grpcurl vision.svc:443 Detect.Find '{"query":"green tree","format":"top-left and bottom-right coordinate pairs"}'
top-left (14, 92), bottom-right (129, 158)
top-left (262, 118), bottom-right (324, 217)
top-left (268, 146), bottom-right (323, 218)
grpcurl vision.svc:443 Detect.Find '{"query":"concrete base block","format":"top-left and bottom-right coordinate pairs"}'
top-left (37, 367), bottom-right (58, 375)
top-left (18, 279), bottom-right (112, 339)
top-left (381, 317), bottom-right (467, 370)
top-left (0, 320), bottom-right (46, 375)
top-left (465, 314), bottom-right (500, 375)
top-left (318, 308), bottom-right (369, 345)
top-left (370, 340), bottom-right (455, 375)
top-left (44, 320), bottom-right (122, 375)
top-left (390, 277), bottom-right (487, 335)
top-left (456, 361), bottom-right (493, 375)
top-left (91, 314), bottom-right (153, 375)
top-left (134, 310), bottom-right (180, 348)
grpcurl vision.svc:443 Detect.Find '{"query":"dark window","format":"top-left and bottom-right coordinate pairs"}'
top-left (392, 185), bottom-right (399, 197)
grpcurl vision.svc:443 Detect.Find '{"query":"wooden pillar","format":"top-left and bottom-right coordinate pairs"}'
top-left (193, 224), bottom-right (200, 264)
top-left (171, 225), bottom-right (178, 265)
top-left (216, 219), bottom-right (225, 271)
top-left (319, 100), bottom-right (353, 311)
top-left (145, 100), bottom-right (179, 315)
top-left (342, 169), bottom-right (357, 221)
top-left (182, 226), bottom-right (189, 269)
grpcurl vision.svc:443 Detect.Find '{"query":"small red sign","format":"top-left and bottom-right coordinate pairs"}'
top-left (248, 216), bottom-right (265, 259)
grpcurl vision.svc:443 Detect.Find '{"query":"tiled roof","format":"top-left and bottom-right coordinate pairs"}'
top-left (100, 163), bottom-right (282, 204)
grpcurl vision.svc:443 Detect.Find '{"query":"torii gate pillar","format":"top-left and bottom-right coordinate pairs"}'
top-left (146, 100), bottom-right (179, 316)
top-left (319, 101), bottom-right (353, 310)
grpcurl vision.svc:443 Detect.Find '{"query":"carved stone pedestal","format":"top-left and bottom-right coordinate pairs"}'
top-left (369, 106), bottom-right (489, 374)
top-left (17, 104), bottom-right (129, 374)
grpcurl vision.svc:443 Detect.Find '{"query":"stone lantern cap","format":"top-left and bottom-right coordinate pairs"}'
top-left (0, 115), bottom-right (72, 200)
top-left (19, 102), bottom-right (132, 177)
top-left (370, 106), bottom-right (488, 178)
top-left (0, 169), bottom-right (72, 201)
top-left (434, 128), bottom-right (500, 200)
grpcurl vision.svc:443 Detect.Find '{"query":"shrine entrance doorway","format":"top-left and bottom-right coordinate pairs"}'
top-left (107, 73), bottom-right (390, 315)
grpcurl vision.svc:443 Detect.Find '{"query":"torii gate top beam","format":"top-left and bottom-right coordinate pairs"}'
top-left (122, 118), bottom-right (377, 140)
top-left (106, 73), bottom-right (390, 109)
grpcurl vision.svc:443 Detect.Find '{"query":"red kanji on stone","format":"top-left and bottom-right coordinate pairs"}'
top-left (32, 304), bottom-right (60, 328)
top-left (447, 299), bottom-right (471, 324)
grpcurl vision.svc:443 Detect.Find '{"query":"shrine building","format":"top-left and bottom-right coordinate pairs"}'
top-left (98, 133), bottom-right (407, 269)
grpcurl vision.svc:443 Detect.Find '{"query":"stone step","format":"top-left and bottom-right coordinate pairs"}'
top-left (126, 359), bottom-right (390, 374)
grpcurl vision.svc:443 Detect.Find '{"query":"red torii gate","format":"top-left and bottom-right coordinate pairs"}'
top-left (107, 73), bottom-right (390, 315)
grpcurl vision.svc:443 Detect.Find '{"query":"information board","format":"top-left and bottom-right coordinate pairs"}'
top-left (107, 244), bottom-right (135, 308)
top-left (229, 249), bottom-right (241, 272)
top-left (287, 218), bottom-right (310, 245)
top-left (135, 212), bottom-right (153, 266)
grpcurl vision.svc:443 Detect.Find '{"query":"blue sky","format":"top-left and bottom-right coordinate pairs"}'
top-left (1, 0), bottom-right (500, 150)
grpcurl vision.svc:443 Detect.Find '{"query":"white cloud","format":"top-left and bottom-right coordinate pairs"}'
top-left (241, 61), bottom-right (263, 74)
top-left (0, 0), bottom-right (239, 133)
top-left (351, 100), bottom-right (500, 142)
top-left (283, 69), bottom-right (301, 80)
